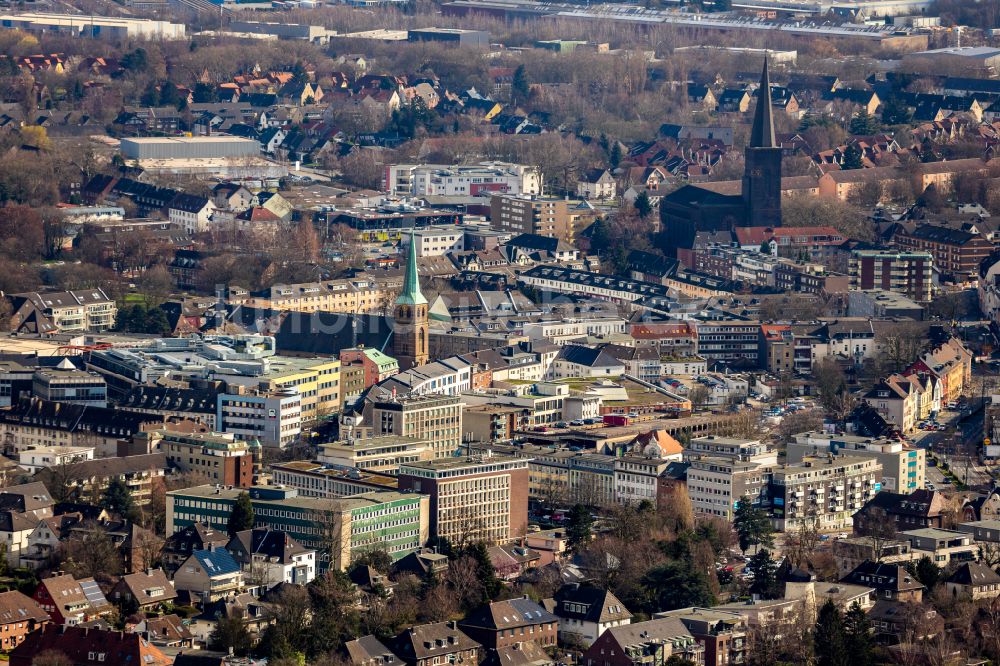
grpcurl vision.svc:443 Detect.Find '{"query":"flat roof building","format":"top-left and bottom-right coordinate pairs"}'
top-left (166, 484), bottom-right (429, 571)
top-left (0, 13), bottom-right (185, 39)
top-left (398, 453), bottom-right (529, 546)
top-left (120, 137), bottom-right (260, 161)
top-left (407, 28), bottom-right (490, 46)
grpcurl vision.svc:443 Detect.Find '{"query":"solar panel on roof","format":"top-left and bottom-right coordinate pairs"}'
top-left (79, 579), bottom-right (107, 607)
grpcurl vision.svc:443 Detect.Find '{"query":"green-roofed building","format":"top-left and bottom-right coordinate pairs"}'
top-left (393, 231), bottom-right (429, 370)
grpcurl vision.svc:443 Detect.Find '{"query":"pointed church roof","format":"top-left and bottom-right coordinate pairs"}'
top-left (396, 231), bottom-right (427, 306)
top-left (749, 59), bottom-right (777, 149)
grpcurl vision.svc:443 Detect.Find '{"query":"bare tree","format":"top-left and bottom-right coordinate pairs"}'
top-left (783, 513), bottom-right (821, 569)
top-left (980, 541), bottom-right (1000, 568)
top-left (857, 506), bottom-right (897, 562)
top-left (876, 322), bottom-right (927, 375)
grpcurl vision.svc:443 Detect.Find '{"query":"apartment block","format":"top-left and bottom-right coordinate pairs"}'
top-left (893, 223), bottom-right (993, 279)
top-left (770, 455), bottom-right (882, 531)
top-left (790, 431), bottom-right (924, 493)
top-left (228, 278), bottom-right (395, 315)
top-left (317, 435), bottom-right (434, 473)
top-left (8, 289), bottom-right (117, 333)
top-left (695, 321), bottom-right (763, 367)
top-left (848, 249), bottom-right (933, 302)
top-left (217, 387), bottom-right (302, 449)
top-left (684, 436), bottom-right (777, 519)
top-left (400, 225), bottom-right (466, 257)
top-left (371, 395), bottom-right (463, 459)
top-left (490, 194), bottom-right (571, 241)
top-left (142, 429), bottom-right (254, 487)
top-left (385, 162), bottom-right (542, 197)
top-left (397, 453), bottom-right (529, 545)
top-left (166, 485), bottom-right (429, 571)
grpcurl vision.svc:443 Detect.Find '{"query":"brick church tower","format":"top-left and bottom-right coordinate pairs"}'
top-left (393, 232), bottom-right (429, 371)
top-left (742, 58), bottom-right (783, 228)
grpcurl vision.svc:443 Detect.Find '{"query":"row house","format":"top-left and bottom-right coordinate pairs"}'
top-left (905, 337), bottom-right (972, 404)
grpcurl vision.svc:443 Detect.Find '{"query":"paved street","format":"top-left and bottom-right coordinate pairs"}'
top-left (912, 404), bottom-right (994, 489)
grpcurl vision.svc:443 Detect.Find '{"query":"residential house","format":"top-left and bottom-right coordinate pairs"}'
top-left (459, 597), bottom-right (559, 649)
top-left (134, 615), bottom-right (195, 650)
top-left (854, 489), bottom-right (947, 533)
top-left (905, 337), bottom-right (972, 404)
top-left (0, 591), bottom-right (48, 651)
top-left (348, 635), bottom-right (403, 666)
top-left (168, 193), bottom-right (215, 235)
top-left (823, 89), bottom-right (881, 116)
top-left (945, 562), bottom-right (1000, 601)
top-left (172, 549), bottom-right (244, 603)
top-left (687, 84), bottom-right (717, 110)
top-left (21, 513), bottom-right (85, 570)
top-left (577, 169), bottom-right (616, 200)
top-left (32, 574), bottom-right (111, 626)
top-left (225, 527), bottom-right (316, 589)
top-left (656, 607), bottom-right (747, 666)
top-left (110, 568), bottom-right (177, 612)
top-left (863, 375), bottom-right (918, 433)
top-left (717, 89), bottom-right (751, 113)
top-left (0, 482), bottom-right (53, 568)
top-left (390, 621), bottom-right (481, 666)
top-left (841, 562), bottom-right (925, 603)
top-left (213, 183), bottom-right (255, 212)
top-left (545, 584), bottom-right (633, 647)
top-left (902, 527), bottom-right (978, 567)
top-left (160, 522), bottom-right (229, 574)
top-left (582, 617), bottom-right (704, 666)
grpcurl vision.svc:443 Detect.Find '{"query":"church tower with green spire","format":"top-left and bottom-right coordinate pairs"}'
top-left (393, 232), bottom-right (429, 370)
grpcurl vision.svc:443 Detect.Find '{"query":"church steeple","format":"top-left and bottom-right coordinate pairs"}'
top-left (742, 57), bottom-right (783, 228)
top-left (749, 57), bottom-right (777, 149)
top-left (396, 231), bottom-right (427, 307)
top-left (393, 231), bottom-right (429, 371)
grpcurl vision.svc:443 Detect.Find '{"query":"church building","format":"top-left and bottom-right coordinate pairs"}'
top-left (660, 59), bottom-right (783, 255)
top-left (393, 232), bottom-right (429, 371)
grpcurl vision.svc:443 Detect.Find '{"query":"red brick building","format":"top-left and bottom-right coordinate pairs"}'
top-left (32, 574), bottom-right (111, 626)
top-left (892, 223), bottom-right (994, 279)
top-left (0, 591), bottom-right (48, 651)
top-left (11, 625), bottom-right (171, 666)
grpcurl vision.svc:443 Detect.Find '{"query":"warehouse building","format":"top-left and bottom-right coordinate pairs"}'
top-left (0, 13), bottom-right (185, 40)
top-left (120, 137), bottom-right (260, 161)
top-left (227, 21), bottom-right (336, 43)
top-left (407, 28), bottom-right (490, 46)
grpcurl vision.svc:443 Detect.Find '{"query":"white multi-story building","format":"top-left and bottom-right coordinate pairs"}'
top-left (400, 225), bottom-right (466, 257)
top-left (216, 387), bottom-right (302, 449)
top-left (385, 162), bottom-right (542, 197)
top-left (684, 436), bottom-right (778, 519)
top-left (18, 446), bottom-right (95, 473)
top-left (523, 318), bottom-right (628, 345)
top-left (614, 456), bottom-right (669, 505)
